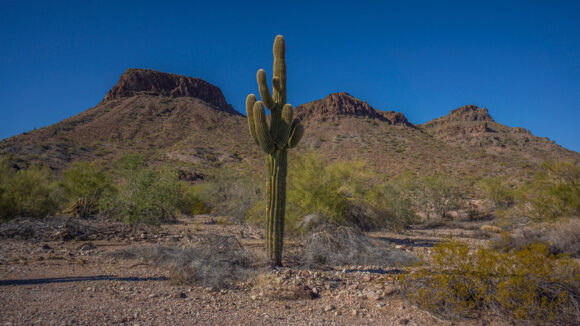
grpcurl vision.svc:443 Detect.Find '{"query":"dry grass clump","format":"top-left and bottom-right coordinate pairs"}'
top-left (110, 235), bottom-right (262, 288)
top-left (301, 225), bottom-right (417, 267)
top-left (399, 239), bottom-right (579, 324)
top-left (491, 218), bottom-right (580, 257)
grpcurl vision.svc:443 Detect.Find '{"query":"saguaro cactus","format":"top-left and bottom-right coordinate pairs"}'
top-left (246, 35), bottom-right (304, 266)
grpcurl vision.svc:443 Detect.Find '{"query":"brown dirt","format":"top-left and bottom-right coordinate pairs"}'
top-left (0, 216), bottom-right (509, 326)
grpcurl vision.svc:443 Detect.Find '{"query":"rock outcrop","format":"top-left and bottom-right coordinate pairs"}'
top-left (103, 68), bottom-right (235, 112)
top-left (294, 92), bottom-right (412, 126)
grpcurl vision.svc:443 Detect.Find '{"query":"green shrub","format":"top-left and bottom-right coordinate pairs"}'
top-left (477, 176), bottom-right (516, 209)
top-left (60, 162), bottom-right (116, 217)
top-left (399, 239), bottom-right (579, 324)
top-left (102, 154), bottom-right (182, 226)
top-left (180, 184), bottom-right (209, 215)
top-left (281, 153), bottom-right (416, 232)
top-left (414, 172), bottom-right (466, 220)
top-left (0, 159), bottom-right (62, 220)
top-left (519, 159), bottom-right (580, 221)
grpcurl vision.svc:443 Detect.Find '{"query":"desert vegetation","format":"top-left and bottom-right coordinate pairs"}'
top-left (2, 151), bottom-right (579, 325)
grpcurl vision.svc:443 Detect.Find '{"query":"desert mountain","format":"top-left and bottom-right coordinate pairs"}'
top-left (0, 69), bottom-right (258, 170)
top-left (294, 92), bottom-right (412, 126)
top-left (0, 69), bottom-right (577, 179)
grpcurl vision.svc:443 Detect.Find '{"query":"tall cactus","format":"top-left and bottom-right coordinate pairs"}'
top-left (246, 35), bottom-right (304, 266)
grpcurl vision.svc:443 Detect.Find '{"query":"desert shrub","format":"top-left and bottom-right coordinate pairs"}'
top-left (179, 185), bottom-right (209, 215)
top-left (60, 162), bottom-right (116, 218)
top-left (414, 172), bottom-right (466, 220)
top-left (301, 225), bottom-right (417, 267)
top-left (477, 176), bottom-right (516, 209)
top-left (102, 154), bottom-right (182, 225)
top-left (283, 153), bottom-right (415, 232)
top-left (197, 166), bottom-right (262, 222)
top-left (518, 159), bottom-right (580, 221)
top-left (110, 235), bottom-right (260, 288)
top-left (0, 159), bottom-right (61, 220)
top-left (491, 219), bottom-right (580, 257)
top-left (399, 239), bottom-right (579, 324)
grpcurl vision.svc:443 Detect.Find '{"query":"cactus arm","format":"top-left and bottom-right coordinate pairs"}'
top-left (257, 69), bottom-right (275, 110)
top-left (246, 94), bottom-right (259, 145)
top-left (272, 35), bottom-right (286, 104)
top-left (288, 119), bottom-right (304, 149)
top-left (253, 101), bottom-right (276, 154)
top-left (278, 104), bottom-right (293, 146)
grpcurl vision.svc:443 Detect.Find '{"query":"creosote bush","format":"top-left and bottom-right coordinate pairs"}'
top-left (0, 158), bottom-right (61, 220)
top-left (100, 154), bottom-right (184, 226)
top-left (274, 152), bottom-right (416, 233)
top-left (518, 159), bottom-right (580, 221)
top-left (61, 162), bottom-right (116, 218)
top-left (399, 239), bottom-right (579, 324)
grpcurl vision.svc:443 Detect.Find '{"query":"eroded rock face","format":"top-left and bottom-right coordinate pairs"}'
top-left (294, 92), bottom-right (412, 126)
top-left (103, 68), bottom-right (234, 112)
top-left (447, 105), bottom-right (493, 122)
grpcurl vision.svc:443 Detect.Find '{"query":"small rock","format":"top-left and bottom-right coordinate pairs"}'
top-left (351, 309), bottom-right (358, 316)
top-left (334, 311), bottom-right (342, 316)
top-left (367, 291), bottom-right (381, 301)
top-left (383, 285), bottom-right (397, 296)
top-left (398, 318), bottom-right (410, 325)
top-left (324, 305), bottom-right (335, 312)
top-left (41, 244), bottom-right (52, 250)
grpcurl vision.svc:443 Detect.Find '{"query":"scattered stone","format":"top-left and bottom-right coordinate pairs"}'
top-left (367, 291), bottom-right (381, 301)
top-left (291, 285), bottom-right (319, 300)
top-left (324, 305), bottom-right (335, 312)
top-left (351, 309), bottom-right (358, 316)
top-left (383, 285), bottom-right (397, 296)
top-left (398, 318), bottom-right (410, 325)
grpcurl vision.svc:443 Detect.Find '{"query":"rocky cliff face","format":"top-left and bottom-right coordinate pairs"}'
top-left (294, 92), bottom-right (412, 126)
top-left (103, 68), bottom-right (235, 112)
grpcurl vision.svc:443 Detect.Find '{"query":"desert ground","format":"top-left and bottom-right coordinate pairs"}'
top-left (0, 215), bottom-right (506, 326)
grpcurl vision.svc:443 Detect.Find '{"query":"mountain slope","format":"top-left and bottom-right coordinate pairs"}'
top-left (0, 69), bottom-right (577, 180)
top-left (0, 69), bottom-right (259, 170)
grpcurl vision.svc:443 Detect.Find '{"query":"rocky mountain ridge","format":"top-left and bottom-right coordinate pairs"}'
top-left (0, 68), bottom-right (577, 178)
top-left (294, 92), bottom-right (412, 126)
top-left (103, 68), bottom-right (236, 113)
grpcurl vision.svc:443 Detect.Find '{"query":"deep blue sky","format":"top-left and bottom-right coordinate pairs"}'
top-left (1, 1), bottom-right (579, 152)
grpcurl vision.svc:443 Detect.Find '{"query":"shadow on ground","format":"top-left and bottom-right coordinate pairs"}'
top-left (0, 275), bottom-right (168, 286)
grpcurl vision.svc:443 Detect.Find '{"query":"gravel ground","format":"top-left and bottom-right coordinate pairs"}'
top-left (0, 217), bottom-right (505, 326)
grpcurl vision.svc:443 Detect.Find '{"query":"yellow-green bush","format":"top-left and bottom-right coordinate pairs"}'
top-left (414, 172), bottom-right (466, 220)
top-left (399, 239), bottom-right (579, 324)
top-left (477, 176), bottom-right (516, 209)
top-left (282, 152), bottom-right (416, 232)
top-left (0, 159), bottom-right (62, 220)
top-left (519, 159), bottom-right (580, 221)
top-left (61, 162), bottom-right (116, 217)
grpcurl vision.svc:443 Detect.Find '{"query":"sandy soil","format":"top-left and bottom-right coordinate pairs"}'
top-left (0, 217), bottom-right (504, 326)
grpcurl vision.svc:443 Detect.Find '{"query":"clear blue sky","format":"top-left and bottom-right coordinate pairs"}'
top-left (1, 1), bottom-right (579, 152)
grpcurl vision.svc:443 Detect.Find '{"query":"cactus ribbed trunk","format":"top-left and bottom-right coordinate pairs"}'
top-left (266, 150), bottom-right (287, 264)
top-left (246, 35), bottom-right (304, 267)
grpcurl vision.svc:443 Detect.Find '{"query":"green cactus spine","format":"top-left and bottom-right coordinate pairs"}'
top-left (246, 35), bottom-right (304, 266)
